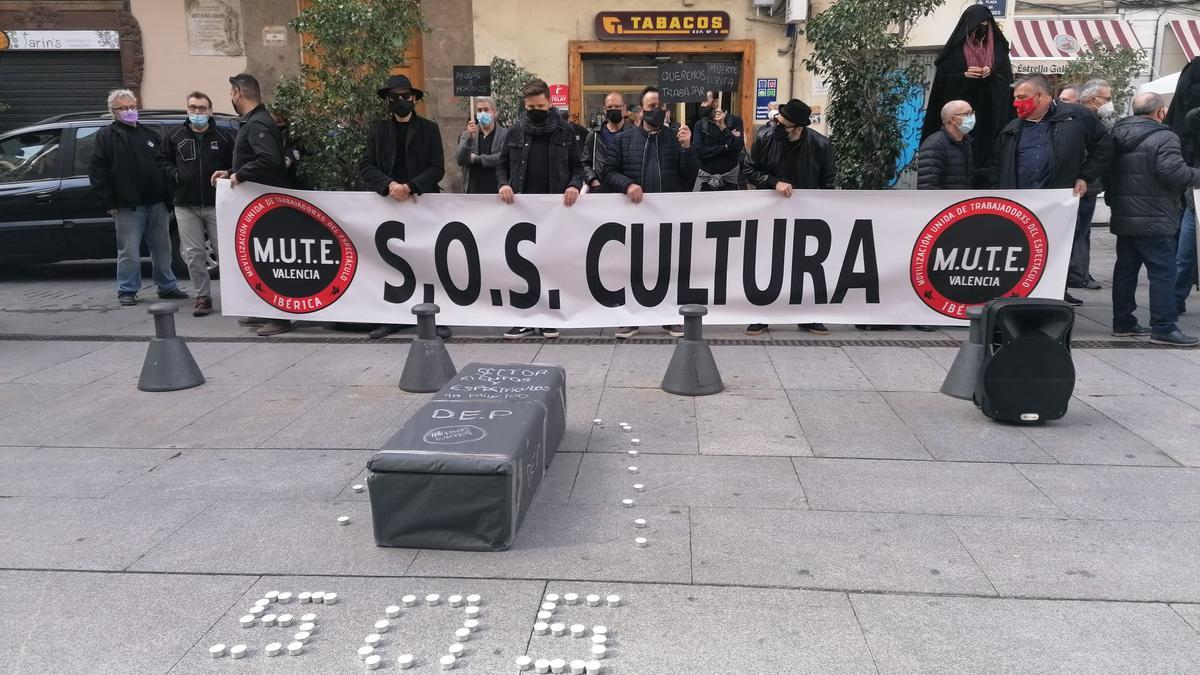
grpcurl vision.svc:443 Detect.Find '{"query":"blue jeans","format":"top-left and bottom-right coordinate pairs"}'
top-left (1068, 194), bottom-right (1097, 286)
top-left (1113, 234), bottom-right (1179, 335)
top-left (114, 202), bottom-right (177, 295)
top-left (1177, 207), bottom-right (1198, 309)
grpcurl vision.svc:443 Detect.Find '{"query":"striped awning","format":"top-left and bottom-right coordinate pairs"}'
top-left (1169, 20), bottom-right (1200, 61)
top-left (1009, 18), bottom-right (1141, 60)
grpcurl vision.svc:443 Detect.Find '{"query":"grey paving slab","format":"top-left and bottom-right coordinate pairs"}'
top-left (258, 385), bottom-right (421, 449)
top-left (175, 575), bottom-right (546, 675)
top-left (11, 342), bottom-right (146, 384)
top-left (883, 392), bottom-right (1055, 463)
top-left (1016, 464), bottom-right (1200, 521)
top-left (844, 346), bottom-right (947, 392)
top-left (266, 343), bottom-right (384, 386)
top-left (948, 516), bottom-right (1200, 602)
top-left (530, 343), bottom-right (615, 388)
top-left (533, 451), bottom-right (582, 505)
top-left (588, 387), bottom-right (698, 455)
top-left (562, 386), bottom-right (602, 453)
top-left (531, 582), bottom-right (877, 674)
top-left (605, 344), bottom-right (678, 388)
top-left (194, 342), bottom-right (325, 386)
top-left (1070, 351), bottom-right (1161, 396)
top-left (1087, 348), bottom-right (1200, 398)
top-left (131, 500), bottom-right (415, 576)
top-left (1019, 395), bottom-right (1177, 466)
top-left (708, 345), bottom-right (781, 389)
top-left (786, 390), bottom-right (931, 460)
top-left (156, 383), bottom-right (340, 449)
top-left (692, 507), bottom-right (995, 595)
top-left (695, 388), bottom-right (811, 456)
top-left (112, 448), bottom-right (372, 501)
top-left (0, 570), bottom-right (256, 675)
top-left (407, 504), bottom-right (692, 583)
top-left (853, 593), bottom-right (1200, 674)
top-left (0, 340), bottom-right (107, 382)
top-left (0, 447), bottom-right (176, 498)
top-left (1081, 394), bottom-right (1200, 467)
top-left (445, 342), bottom-right (543, 367)
top-left (0, 497), bottom-right (209, 570)
top-left (48, 383), bottom-right (250, 448)
top-left (569, 453), bottom-right (807, 509)
top-left (0, 382), bottom-right (75, 420)
top-left (1170, 603), bottom-right (1200, 634)
top-left (91, 341), bottom-right (254, 386)
top-left (794, 457), bottom-right (1063, 518)
top-left (767, 346), bottom-right (875, 391)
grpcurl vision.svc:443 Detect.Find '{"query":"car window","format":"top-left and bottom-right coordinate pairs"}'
top-left (0, 130), bottom-right (61, 184)
top-left (71, 126), bottom-right (103, 177)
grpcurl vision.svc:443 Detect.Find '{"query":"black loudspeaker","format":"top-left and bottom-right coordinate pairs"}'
top-left (974, 298), bottom-right (1076, 423)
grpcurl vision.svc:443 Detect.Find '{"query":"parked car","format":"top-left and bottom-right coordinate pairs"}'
top-left (0, 109), bottom-right (240, 277)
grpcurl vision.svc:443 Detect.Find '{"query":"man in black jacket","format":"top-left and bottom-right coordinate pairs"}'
top-left (89, 88), bottom-right (185, 307)
top-left (163, 91), bottom-right (233, 316)
top-left (358, 74), bottom-right (448, 340)
top-left (603, 85), bottom-right (697, 339)
top-left (496, 79), bottom-right (585, 340)
top-left (742, 98), bottom-right (835, 336)
top-left (691, 90), bottom-right (745, 191)
top-left (917, 100), bottom-right (974, 190)
top-left (1106, 93), bottom-right (1200, 346)
top-left (581, 91), bottom-right (629, 192)
top-left (989, 74), bottom-right (1110, 306)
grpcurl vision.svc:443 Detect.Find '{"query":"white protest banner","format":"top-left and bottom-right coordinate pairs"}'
top-left (215, 182), bottom-right (1077, 327)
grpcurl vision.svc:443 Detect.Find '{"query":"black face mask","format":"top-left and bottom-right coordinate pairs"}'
top-left (701, 104), bottom-right (714, 118)
top-left (972, 24), bottom-right (988, 41)
top-left (773, 124), bottom-right (794, 142)
top-left (389, 98), bottom-right (414, 117)
top-left (605, 108), bottom-right (624, 124)
top-left (526, 108), bottom-right (550, 124)
top-left (642, 107), bottom-right (666, 129)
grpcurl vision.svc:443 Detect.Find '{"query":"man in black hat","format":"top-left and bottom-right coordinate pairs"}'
top-left (359, 74), bottom-right (448, 340)
top-left (742, 98), bottom-right (836, 336)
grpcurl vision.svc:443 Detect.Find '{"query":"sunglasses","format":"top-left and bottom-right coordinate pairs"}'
top-left (387, 91), bottom-right (415, 101)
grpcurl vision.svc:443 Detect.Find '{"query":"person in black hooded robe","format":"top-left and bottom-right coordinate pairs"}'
top-left (921, 5), bottom-right (1014, 184)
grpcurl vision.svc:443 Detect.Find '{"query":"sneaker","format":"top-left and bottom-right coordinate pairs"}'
top-left (1083, 278), bottom-right (1102, 290)
top-left (799, 323), bottom-right (829, 335)
top-left (614, 326), bottom-right (640, 339)
top-left (1112, 325), bottom-right (1151, 337)
top-left (1064, 292), bottom-right (1084, 306)
top-left (746, 323), bottom-right (768, 336)
top-left (435, 325), bottom-right (453, 340)
top-left (1150, 330), bottom-right (1200, 347)
top-left (539, 327), bottom-right (560, 339)
top-left (157, 288), bottom-right (189, 300)
top-left (117, 293), bottom-right (137, 306)
top-left (368, 324), bottom-right (402, 339)
top-left (193, 296), bottom-right (213, 317)
top-left (504, 327), bottom-right (536, 339)
top-left (663, 324), bottom-right (685, 338)
top-left (256, 319), bottom-right (294, 337)
top-left (237, 317), bottom-right (268, 327)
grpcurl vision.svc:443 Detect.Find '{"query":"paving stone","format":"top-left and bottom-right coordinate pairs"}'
top-left (1081, 394), bottom-right (1200, 467)
top-left (605, 344), bottom-right (678, 388)
top-left (588, 387), bottom-right (698, 455)
top-left (1070, 351), bottom-right (1161, 396)
top-left (570, 454), bottom-right (807, 509)
top-left (1016, 464), bottom-right (1200, 521)
top-left (786, 390), bottom-right (931, 460)
top-left (709, 346), bottom-right (781, 389)
top-left (920, 346), bottom-right (960, 370)
top-left (0, 570), bottom-right (256, 673)
top-left (445, 342), bottom-right (542, 367)
top-left (0, 341), bottom-right (107, 382)
top-left (530, 343), bottom-right (614, 388)
top-left (131, 500), bottom-right (415, 576)
top-left (1170, 603), bottom-right (1200, 634)
top-left (12, 342), bottom-right (147, 384)
top-left (258, 385), bottom-right (422, 449)
top-left (156, 383), bottom-right (340, 449)
top-left (0, 497), bottom-right (208, 570)
top-left (843, 346), bottom-right (947, 392)
top-left (0, 382), bottom-right (75, 420)
top-left (535, 451), bottom-right (581, 505)
top-left (91, 342), bottom-right (254, 386)
top-left (47, 383), bottom-right (249, 448)
top-left (853, 593), bottom-right (1200, 674)
top-left (948, 516), bottom-right (1200, 602)
top-left (0, 447), bottom-right (176, 498)
top-left (195, 342), bottom-right (325, 386)
top-left (883, 392), bottom-right (1054, 463)
top-left (562, 386), bottom-right (602, 453)
top-left (695, 389), bottom-right (810, 456)
top-left (692, 507), bottom-right (994, 595)
top-left (407, 504), bottom-right (691, 583)
top-left (1018, 396), bottom-right (1177, 466)
top-left (767, 346), bottom-right (875, 391)
top-left (794, 457), bottom-right (1063, 518)
top-left (1087, 349), bottom-right (1200, 398)
top-left (266, 343), bottom-right (391, 386)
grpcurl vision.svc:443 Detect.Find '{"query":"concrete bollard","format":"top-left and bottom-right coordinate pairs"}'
top-left (138, 303), bottom-right (205, 392)
top-left (398, 303), bottom-right (457, 393)
top-left (940, 305), bottom-right (985, 401)
top-left (661, 304), bottom-right (723, 396)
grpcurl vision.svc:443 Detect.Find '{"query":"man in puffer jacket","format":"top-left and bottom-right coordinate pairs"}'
top-left (1106, 92), bottom-right (1200, 346)
top-left (917, 100), bottom-right (975, 189)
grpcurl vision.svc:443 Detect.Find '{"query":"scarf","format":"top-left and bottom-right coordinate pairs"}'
top-left (964, 22), bottom-right (994, 70)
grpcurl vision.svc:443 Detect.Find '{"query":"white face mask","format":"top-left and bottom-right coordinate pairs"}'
top-left (767, 109), bottom-right (779, 120)
top-left (1096, 101), bottom-right (1115, 119)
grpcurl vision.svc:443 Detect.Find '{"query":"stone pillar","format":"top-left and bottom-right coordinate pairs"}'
top-left (420, 0), bottom-right (473, 193)
top-left (240, 0), bottom-right (302, 99)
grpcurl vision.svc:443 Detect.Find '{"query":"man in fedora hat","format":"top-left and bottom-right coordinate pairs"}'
top-left (742, 98), bottom-right (836, 336)
top-left (359, 74), bottom-right (448, 340)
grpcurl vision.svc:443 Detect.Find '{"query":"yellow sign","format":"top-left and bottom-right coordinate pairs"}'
top-left (595, 11), bottom-right (730, 41)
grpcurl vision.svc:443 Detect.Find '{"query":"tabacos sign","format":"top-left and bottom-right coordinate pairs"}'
top-left (595, 11), bottom-right (730, 40)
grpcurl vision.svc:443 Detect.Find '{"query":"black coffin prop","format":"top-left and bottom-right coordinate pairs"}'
top-left (974, 298), bottom-right (1075, 423)
top-left (368, 363), bottom-right (566, 551)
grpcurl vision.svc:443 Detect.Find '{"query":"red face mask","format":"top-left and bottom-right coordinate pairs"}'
top-left (1014, 96), bottom-right (1038, 119)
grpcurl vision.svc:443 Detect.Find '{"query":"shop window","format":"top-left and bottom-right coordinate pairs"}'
top-left (580, 53), bottom-right (742, 128)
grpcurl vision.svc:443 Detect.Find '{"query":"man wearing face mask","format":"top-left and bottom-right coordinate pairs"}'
top-left (603, 85), bottom-right (698, 339)
top-left (1105, 92), bottom-right (1200, 346)
top-left (582, 91), bottom-right (628, 192)
top-left (89, 89), bottom-right (183, 307)
top-left (162, 91), bottom-right (234, 316)
top-left (1067, 79), bottom-right (1115, 292)
top-left (742, 99), bottom-right (835, 336)
top-left (990, 74), bottom-right (1111, 306)
top-left (691, 90), bottom-right (745, 191)
top-left (455, 97), bottom-right (507, 194)
top-left (359, 74), bottom-right (448, 340)
top-left (1057, 83), bottom-right (1081, 104)
top-left (917, 100), bottom-right (975, 190)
